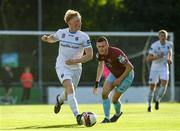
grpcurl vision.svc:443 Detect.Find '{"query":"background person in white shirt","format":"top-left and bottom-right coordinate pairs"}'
top-left (41, 9), bottom-right (93, 125)
top-left (146, 30), bottom-right (173, 112)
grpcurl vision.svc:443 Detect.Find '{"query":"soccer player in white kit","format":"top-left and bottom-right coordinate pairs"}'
top-left (146, 30), bottom-right (173, 112)
top-left (41, 9), bottom-right (93, 124)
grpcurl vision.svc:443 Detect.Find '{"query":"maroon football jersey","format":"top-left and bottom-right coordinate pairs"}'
top-left (96, 46), bottom-right (129, 78)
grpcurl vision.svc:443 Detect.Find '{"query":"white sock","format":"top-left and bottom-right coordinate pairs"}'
top-left (156, 85), bottom-right (167, 102)
top-left (57, 91), bottom-right (66, 102)
top-left (67, 93), bottom-right (79, 117)
top-left (148, 90), bottom-right (154, 107)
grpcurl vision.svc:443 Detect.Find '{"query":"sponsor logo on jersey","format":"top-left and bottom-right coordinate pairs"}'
top-left (68, 34), bottom-right (74, 37)
top-left (61, 43), bottom-right (79, 49)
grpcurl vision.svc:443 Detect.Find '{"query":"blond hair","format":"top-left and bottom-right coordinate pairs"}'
top-left (64, 9), bottom-right (81, 23)
top-left (158, 29), bottom-right (168, 38)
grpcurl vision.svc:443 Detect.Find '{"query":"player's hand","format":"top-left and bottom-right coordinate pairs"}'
top-left (168, 59), bottom-right (172, 64)
top-left (41, 35), bottom-right (48, 42)
top-left (158, 52), bottom-right (164, 59)
top-left (93, 87), bottom-right (98, 95)
top-left (65, 59), bottom-right (77, 65)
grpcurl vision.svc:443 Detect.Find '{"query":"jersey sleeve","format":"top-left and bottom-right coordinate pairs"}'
top-left (168, 42), bottom-right (173, 49)
top-left (52, 29), bottom-right (61, 41)
top-left (148, 44), bottom-right (156, 55)
top-left (117, 51), bottom-right (128, 65)
top-left (112, 48), bottom-right (128, 65)
top-left (82, 34), bottom-right (92, 48)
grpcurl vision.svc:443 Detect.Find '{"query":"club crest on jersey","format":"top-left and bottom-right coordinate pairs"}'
top-left (87, 40), bottom-right (91, 45)
top-left (61, 74), bottom-right (64, 78)
top-left (62, 34), bottom-right (66, 38)
top-left (75, 37), bottom-right (79, 41)
top-left (118, 55), bottom-right (126, 64)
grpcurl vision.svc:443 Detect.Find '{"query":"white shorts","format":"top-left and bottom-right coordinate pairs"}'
top-left (149, 69), bottom-right (169, 84)
top-left (56, 66), bottom-right (82, 88)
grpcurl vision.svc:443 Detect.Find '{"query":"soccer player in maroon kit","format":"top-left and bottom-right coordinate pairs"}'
top-left (93, 36), bottom-right (134, 123)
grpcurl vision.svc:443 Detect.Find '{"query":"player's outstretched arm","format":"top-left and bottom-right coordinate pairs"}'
top-left (93, 61), bottom-right (104, 95)
top-left (41, 35), bottom-right (57, 43)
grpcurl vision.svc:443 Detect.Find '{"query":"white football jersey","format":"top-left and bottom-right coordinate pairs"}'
top-left (52, 28), bottom-right (92, 69)
top-left (148, 40), bottom-right (173, 71)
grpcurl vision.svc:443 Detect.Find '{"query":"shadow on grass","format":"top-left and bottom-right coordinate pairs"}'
top-left (4, 123), bottom-right (85, 130)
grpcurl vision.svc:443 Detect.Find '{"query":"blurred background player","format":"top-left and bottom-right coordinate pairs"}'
top-left (93, 37), bottom-right (134, 123)
top-left (41, 9), bottom-right (93, 125)
top-left (1, 65), bottom-right (13, 100)
top-left (146, 30), bottom-right (173, 112)
top-left (20, 66), bottom-right (33, 104)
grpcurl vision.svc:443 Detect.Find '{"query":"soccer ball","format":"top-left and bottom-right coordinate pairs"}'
top-left (81, 112), bottom-right (97, 127)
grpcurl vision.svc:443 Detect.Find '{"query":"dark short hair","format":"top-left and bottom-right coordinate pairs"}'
top-left (96, 36), bottom-right (108, 43)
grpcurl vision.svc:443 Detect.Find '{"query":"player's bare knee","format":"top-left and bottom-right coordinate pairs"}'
top-left (150, 84), bottom-right (156, 91)
top-left (102, 93), bottom-right (108, 100)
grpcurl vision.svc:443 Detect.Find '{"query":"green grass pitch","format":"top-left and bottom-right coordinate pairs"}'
top-left (0, 103), bottom-right (180, 131)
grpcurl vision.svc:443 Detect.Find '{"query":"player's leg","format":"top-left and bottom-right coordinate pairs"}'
top-left (4, 84), bottom-right (12, 98)
top-left (21, 88), bottom-right (26, 102)
top-left (111, 92), bottom-right (122, 122)
top-left (7, 87), bottom-right (12, 97)
top-left (154, 69), bottom-right (169, 110)
top-left (101, 73), bottom-right (115, 123)
top-left (110, 70), bottom-right (134, 122)
top-left (54, 68), bottom-right (67, 114)
top-left (63, 79), bottom-right (79, 117)
top-left (26, 88), bottom-right (31, 102)
top-left (147, 84), bottom-right (156, 112)
top-left (155, 81), bottom-right (168, 110)
top-left (70, 68), bottom-right (83, 125)
top-left (24, 88), bottom-right (29, 103)
top-left (147, 70), bottom-right (159, 112)
top-left (55, 67), bottom-right (82, 124)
